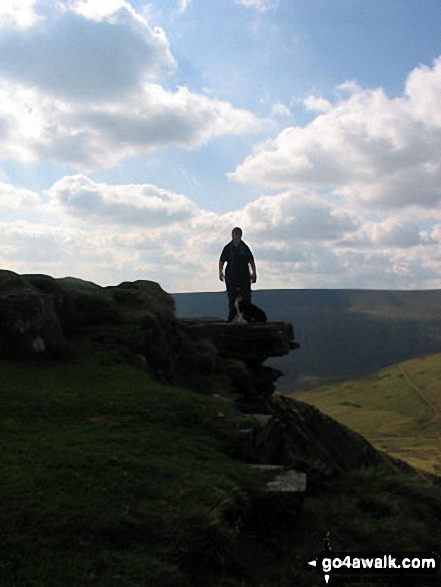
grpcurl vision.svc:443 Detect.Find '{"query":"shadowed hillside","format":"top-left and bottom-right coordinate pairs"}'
top-left (1, 271), bottom-right (441, 586)
top-left (173, 289), bottom-right (441, 390)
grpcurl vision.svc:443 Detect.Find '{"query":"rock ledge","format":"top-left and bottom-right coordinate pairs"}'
top-left (178, 317), bottom-right (299, 413)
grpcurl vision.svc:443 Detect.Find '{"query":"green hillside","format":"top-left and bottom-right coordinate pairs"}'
top-left (173, 289), bottom-right (441, 390)
top-left (293, 352), bottom-right (441, 475)
top-left (2, 272), bottom-right (441, 586)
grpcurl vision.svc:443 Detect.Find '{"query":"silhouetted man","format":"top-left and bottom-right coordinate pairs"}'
top-left (219, 227), bottom-right (257, 321)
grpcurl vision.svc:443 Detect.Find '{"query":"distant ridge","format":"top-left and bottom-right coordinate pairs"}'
top-left (173, 289), bottom-right (441, 390)
top-left (294, 352), bottom-right (441, 474)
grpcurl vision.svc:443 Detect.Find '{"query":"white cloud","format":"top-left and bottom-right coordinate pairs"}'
top-left (0, 4), bottom-right (439, 292)
top-left (335, 80), bottom-right (363, 96)
top-left (0, 221), bottom-right (75, 263)
top-left (0, 3), bottom-right (260, 169)
top-left (0, 0), bottom-right (41, 30)
top-left (222, 189), bottom-right (359, 243)
top-left (0, 176), bottom-right (439, 291)
top-left (342, 218), bottom-right (422, 248)
top-left (66, 0), bottom-right (135, 21)
top-left (270, 102), bottom-right (291, 117)
top-left (0, 81), bottom-right (259, 168)
top-left (372, 220), bottom-right (422, 247)
top-left (47, 175), bottom-right (199, 226)
top-left (0, 182), bottom-right (41, 213)
top-left (0, 5), bottom-right (176, 102)
top-left (259, 95), bottom-right (291, 117)
top-left (303, 95), bottom-right (332, 112)
top-left (236, 0), bottom-right (279, 12)
top-left (430, 223), bottom-right (441, 243)
top-left (405, 56), bottom-right (441, 127)
top-left (176, 0), bottom-right (191, 15)
top-left (231, 57), bottom-right (441, 211)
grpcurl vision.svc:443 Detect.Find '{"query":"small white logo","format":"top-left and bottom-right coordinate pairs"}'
top-left (308, 559), bottom-right (330, 584)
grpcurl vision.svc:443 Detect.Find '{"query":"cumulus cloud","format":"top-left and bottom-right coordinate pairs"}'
top-left (0, 4), bottom-right (439, 291)
top-left (0, 175), bottom-right (439, 291)
top-left (270, 102), bottom-right (291, 117)
top-left (0, 6), bottom-right (176, 102)
top-left (406, 56), bottom-right (441, 127)
top-left (369, 219), bottom-right (422, 248)
top-left (0, 81), bottom-right (259, 168)
top-left (47, 175), bottom-right (198, 226)
top-left (0, 185), bottom-right (184, 283)
top-left (9, 80), bottom-right (257, 167)
top-left (231, 57), bottom-right (441, 211)
top-left (0, 0), bottom-right (41, 30)
top-left (0, 182), bottom-right (42, 213)
top-left (0, 218), bottom-right (133, 283)
top-left (66, 0), bottom-right (136, 21)
top-left (222, 189), bottom-right (359, 243)
top-left (303, 95), bottom-right (332, 112)
top-left (0, 1), bottom-right (260, 169)
top-left (342, 218), bottom-right (422, 248)
top-left (0, 221), bottom-right (75, 263)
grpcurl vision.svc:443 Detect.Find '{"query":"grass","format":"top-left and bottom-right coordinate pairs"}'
top-left (2, 355), bottom-right (441, 587)
top-left (0, 357), bottom-right (262, 587)
top-left (292, 352), bottom-right (441, 474)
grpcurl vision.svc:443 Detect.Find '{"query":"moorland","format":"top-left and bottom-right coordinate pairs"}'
top-left (1, 272), bottom-right (441, 586)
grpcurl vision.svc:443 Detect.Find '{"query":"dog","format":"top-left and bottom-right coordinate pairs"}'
top-left (232, 294), bottom-right (267, 323)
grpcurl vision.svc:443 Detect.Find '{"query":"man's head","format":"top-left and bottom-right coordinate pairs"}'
top-left (232, 227), bottom-right (242, 246)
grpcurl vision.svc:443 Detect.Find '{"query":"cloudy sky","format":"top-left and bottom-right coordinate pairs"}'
top-left (2, 0), bottom-right (441, 292)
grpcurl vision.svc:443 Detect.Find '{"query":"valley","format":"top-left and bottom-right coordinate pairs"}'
top-left (173, 288), bottom-right (441, 390)
top-left (293, 352), bottom-right (441, 475)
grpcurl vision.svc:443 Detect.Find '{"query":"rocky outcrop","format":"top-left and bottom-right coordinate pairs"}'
top-left (0, 270), bottom-right (417, 494)
top-left (177, 318), bottom-right (296, 364)
top-left (0, 271), bottom-right (298, 407)
top-left (0, 271), bottom-right (181, 373)
top-left (178, 317), bottom-right (299, 413)
top-left (176, 317), bottom-right (404, 482)
top-left (0, 271), bottom-right (67, 358)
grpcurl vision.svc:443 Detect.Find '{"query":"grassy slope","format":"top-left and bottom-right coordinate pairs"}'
top-left (3, 354), bottom-right (441, 587)
top-left (292, 352), bottom-right (441, 474)
top-left (1, 357), bottom-right (263, 587)
top-left (2, 274), bottom-right (441, 586)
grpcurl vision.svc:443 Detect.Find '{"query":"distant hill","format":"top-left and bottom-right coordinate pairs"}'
top-left (293, 352), bottom-right (441, 475)
top-left (173, 289), bottom-right (441, 390)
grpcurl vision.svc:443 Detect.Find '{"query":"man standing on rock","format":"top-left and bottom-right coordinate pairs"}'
top-left (219, 227), bottom-right (257, 321)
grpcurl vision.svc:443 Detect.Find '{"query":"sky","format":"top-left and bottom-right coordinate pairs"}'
top-left (1, 0), bottom-right (441, 293)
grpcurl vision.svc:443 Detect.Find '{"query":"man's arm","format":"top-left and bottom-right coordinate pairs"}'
top-left (250, 259), bottom-right (257, 283)
top-left (219, 259), bottom-right (225, 282)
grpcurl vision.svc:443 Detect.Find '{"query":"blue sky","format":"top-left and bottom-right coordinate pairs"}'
top-left (1, 0), bottom-right (441, 292)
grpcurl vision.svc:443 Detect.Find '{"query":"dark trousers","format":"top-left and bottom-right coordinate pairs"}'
top-left (226, 275), bottom-right (251, 320)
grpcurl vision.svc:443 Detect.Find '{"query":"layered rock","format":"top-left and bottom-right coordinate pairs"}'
top-left (177, 318), bottom-right (296, 364)
top-left (178, 317), bottom-right (299, 413)
top-left (0, 270), bottom-right (67, 358)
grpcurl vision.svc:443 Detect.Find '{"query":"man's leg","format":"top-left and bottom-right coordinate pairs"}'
top-left (225, 277), bottom-right (237, 321)
top-left (238, 278), bottom-right (252, 304)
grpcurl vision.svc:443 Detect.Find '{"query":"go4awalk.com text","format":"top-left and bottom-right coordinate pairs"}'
top-left (308, 551), bottom-right (440, 584)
